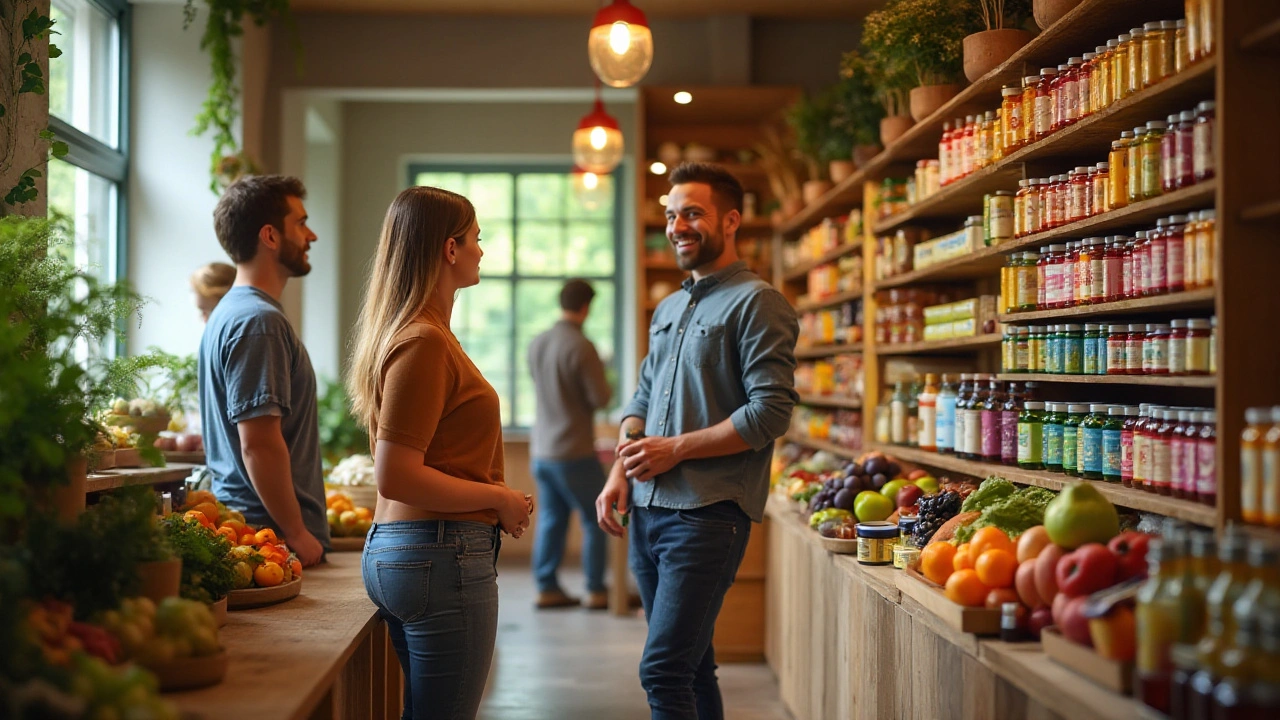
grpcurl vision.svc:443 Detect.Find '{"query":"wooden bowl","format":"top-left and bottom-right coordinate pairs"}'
top-left (150, 648), bottom-right (229, 691)
top-left (227, 578), bottom-right (302, 610)
top-left (818, 536), bottom-right (859, 555)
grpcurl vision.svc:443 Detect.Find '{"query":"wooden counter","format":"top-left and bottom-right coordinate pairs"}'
top-left (764, 495), bottom-right (1147, 720)
top-left (167, 552), bottom-right (400, 720)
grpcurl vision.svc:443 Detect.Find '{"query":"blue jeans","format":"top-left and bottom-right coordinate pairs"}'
top-left (629, 500), bottom-right (753, 720)
top-left (362, 520), bottom-right (500, 720)
top-left (531, 457), bottom-right (608, 594)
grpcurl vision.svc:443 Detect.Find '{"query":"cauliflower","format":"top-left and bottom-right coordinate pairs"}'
top-left (327, 454), bottom-right (375, 486)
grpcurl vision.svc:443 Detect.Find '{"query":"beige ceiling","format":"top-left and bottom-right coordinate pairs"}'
top-left (289, 0), bottom-right (878, 19)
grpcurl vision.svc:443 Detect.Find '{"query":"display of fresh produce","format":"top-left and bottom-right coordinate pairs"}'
top-left (1015, 526), bottom-right (1052, 563)
top-left (854, 490), bottom-right (894, 522)
top-left (178, 490), bottom-right (303, 589)
top-left (27, 599), bottom-right (120, 667)
top-left (960, 476), bottom-right (1016, 513)
top-left (1106, 531), bottom-right (1152, 582)
top-left (931, 511), bottom-right (980, 544)
top-left (98, 596), bottom-right (220, 668)
top-left (326, 491), bottom-right (373, 538)
top-left (327, 453), bottom-right (375, 486)
top-left (817, 516), bottom-right (857, 539)
top-left (953, 485), bottom-right (1057, 545)
top-left (1043, 482), bottom-right (1120, 549)
top-left (809, 508), bottom-right (853, 529)
top-left (1056, 543), bottom-right (1119, 598)
top-left (67, 652), bottom-right (179, 720)
top-left (911, 491), bottom-right (963, 546)
top-left (158, 515), bottom-right (236, 604)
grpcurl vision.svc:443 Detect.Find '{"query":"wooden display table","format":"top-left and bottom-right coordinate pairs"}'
top-left (167, 553), bottom-right (400, 720)
top-left (765, 495), bottom-right (1146, 720)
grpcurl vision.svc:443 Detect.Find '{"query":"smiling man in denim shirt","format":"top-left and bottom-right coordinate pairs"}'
top-left (596, 162), bottom-right (798, 720)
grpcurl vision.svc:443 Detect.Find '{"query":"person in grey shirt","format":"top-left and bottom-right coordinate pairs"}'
top-left (595, 163), bottom-right (798, 719)
top-left (527, 279), bottom-right (613, 610)
top-left (199, 175), bottom-right (328, 566)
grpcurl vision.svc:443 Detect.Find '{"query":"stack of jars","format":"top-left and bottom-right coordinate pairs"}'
top-left (1014, 401), bottom-right (1216, 503)
top-left (885, 374), bottom-right (1038, 465)
top-left (1001, 211), bottom-right (1217, 314)
top-left (1001, 317), bottom-right (1216, 377)
top-left (799, 298), bottom-right (862, 347)
top-left (874, 289), bottom-right (952, 345)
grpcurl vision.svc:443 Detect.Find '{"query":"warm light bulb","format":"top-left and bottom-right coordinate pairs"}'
top-left (589, 126), bottom-right (608, 150)
top-left (582, 172), bottom-right (599, 190)
top-left (609, 22), bottom-right (632, 54)
top-left (673, 91), bottom-right (692, 105)
top-left (649, 161), bottom-right (667, 175)
top-left (658, 194), bottom-right (669, 206)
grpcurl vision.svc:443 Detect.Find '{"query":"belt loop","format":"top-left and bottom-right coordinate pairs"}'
top-left (436, 521), bottom-right (446, 544)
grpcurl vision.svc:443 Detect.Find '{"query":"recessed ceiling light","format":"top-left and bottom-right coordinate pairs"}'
top-left (673, 91), bottom-right (692, 105)
top-left (649, 161), bottom-right (667, 175)
top-left (658, 194), bottom-right (669, 206)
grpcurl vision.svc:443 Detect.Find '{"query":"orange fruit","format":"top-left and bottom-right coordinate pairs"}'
top-left (354, 507), bottom-right (373, 522)
top-left (975, 549), bottom-right (1018, 589)
top-left (254, 528), bottom-right (278, 545)
top-left (920, 542), bottom-right (958, 586)
top-left (944, 569), bottom-right (990, 607)
top-left (984, 587), bottom-right (1021, 610)
top-left (969, 527), bottom-right (1015, 559)
top-left (239, 533), bottom-right (258, 547)
top-left (215, 526), bottom-right (238, 544)
top-left (953, 543), bottom-right (975, 572)
top-left (289, 558), bottom-right (303, 579)
top-left (184, 490), bottom-right (218, 509)
top-left (191, 502), bottom-right (221, 525)
top-left (183, 510), bottom-right (214, 530)
top-left (219, 520), bottom-right (247, 536)
top-left (253, 561), bottom-right (285, 587)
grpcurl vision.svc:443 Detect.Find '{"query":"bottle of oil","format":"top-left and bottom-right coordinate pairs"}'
top-left (1209, 614), bottom-right (1262, 718)
top-left (1138, 530), bottom-right (1185, 714)
top-left (1187, 527), bottom-right (1252, 718)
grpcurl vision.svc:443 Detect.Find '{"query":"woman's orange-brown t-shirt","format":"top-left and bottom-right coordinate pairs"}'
top-left (371, 307), bottom-right (504, 525)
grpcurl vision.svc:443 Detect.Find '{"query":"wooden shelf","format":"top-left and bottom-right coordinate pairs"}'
top-left (797, 394), bottom-right (862, 410)
top-left (795, 342), bottom-right (862, 360)
top-left (873, 163), bottom-right (1025, 235)
top-left (777, 180), bottom-right (866, 239)
top-left (979, 641), bottom-right (1143, 720)
top-left (1241, 197), bottom-right (1280, 222)
top-left (784, 432), bottom-right (858, 459)
top-left (876, 334), bottom-right (1002, 356)
top-left (996, 372), bottom-right (1217, 388)
top-left (85, 464), bottom-right (197, 493)
top-left (1240, 16), bottom-right (1280, 54)
top-left (870, 442), bottom-right (1217, 525)
top-left (781, 241), bottom-right (862, 282)
top-left (998, 288), bottom-right (1217, 323)
top-left (795, 287), bottom-right (863, 314)
top-left (873, 180), bottom-right (1217, 290)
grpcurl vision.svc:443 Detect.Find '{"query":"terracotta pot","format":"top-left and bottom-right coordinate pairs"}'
top-left (137, 558), bottom-right (182, 604)
top-left (879, 116), bottom-right (915, 145)
top-left (781, 196), bottom-right (805, 218)
top-left (1034, 0), bottom-right (1085, 30)
top-left (802, 180), bottom-right (832, 205)
top-left (210, 596), bottom-right (228, 628)
top-left (852, 143), bottom-right (882, 168)
top-left (964, 29), bottom-right (1036, 82)
top-left (828, 160), bottom-right (855, 185)
top-left (54, 457), bottom-right (88, 523)
top-left (909, 84), bottom-right (961, 122)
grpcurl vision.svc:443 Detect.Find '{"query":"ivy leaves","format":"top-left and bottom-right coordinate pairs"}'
top-left (3, 132), bottom-right (69, 207)
top-left (2, 4), bottom-right (62, 208)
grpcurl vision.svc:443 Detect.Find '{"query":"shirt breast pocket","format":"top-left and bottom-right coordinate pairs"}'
top-left (691, 322), bottom-right (726, 368)
top-left (649, 320), bottom-right (674, 360)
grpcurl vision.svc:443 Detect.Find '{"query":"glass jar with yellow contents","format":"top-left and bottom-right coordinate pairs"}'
top-left (1139, 120), bottom-right (1168, 200)
top-left (1113, 34), bottom-right (1133, 102)
top-left (1091, 45), bottom-right (1110, 112)
top-left (1126, 27), bottom-right (1145, 96)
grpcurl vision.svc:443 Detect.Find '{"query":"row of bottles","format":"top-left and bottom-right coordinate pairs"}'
top-left (1001, 319), bottom-right (1215, 377)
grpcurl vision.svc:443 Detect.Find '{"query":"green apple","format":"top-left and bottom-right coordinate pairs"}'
top-left (914, 476), bottom-right (940, 494)
top-left (880, 479), bottom-right (910, 502)
top-left (854, 491), bottom-right (894, 522)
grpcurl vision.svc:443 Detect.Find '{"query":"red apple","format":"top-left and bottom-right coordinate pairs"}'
top-left (1052, 591), bottom-right (1071, 628)
top-left (1108, 531), bottom-right (1152, 582)
top-left (1034, 544), bottom-right (1067, 606)
top-left (1060, 596), bottom-right (1094, 646)
top-left (896, 484), bottom-right (924, 509)
top-left (1056, 543), bottom-right (1120, 598)
top-left (1028, 606), bottom-right (1053, 639)
top-left (1015, 561), bottom-right (1043, 609)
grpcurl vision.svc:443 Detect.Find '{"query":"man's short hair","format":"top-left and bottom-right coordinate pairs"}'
top-left (213, 175), bottom-right (307, 264)
top-left (560, 279), bottom-right (596, 312)
top-left (667, 162), bottom-right (744, 215)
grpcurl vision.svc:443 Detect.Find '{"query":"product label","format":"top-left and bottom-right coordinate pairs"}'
top-left (1184, 438), bottom-right (1200, 497)
top-left (1137, 245), bottom-right (1150, 295)
top-left (1015, 342), bottom-right (1030, 371)
top-left (1062, 424), bottom-right (1079, 472)
top-left (1066, 338), bottom-right (1084, 374)
top-left (1108, 339), bottom-right (1127, 372)
top-left (1127, 338), bottom-right (1145, 372)
top-left (1045, 263), bottom-right (1062, 307)
top-left (1122, 430), bottom-right (1135, 479)
top-left (1036, 338), bottom-right (1049, 372)
top-left (963, 409), bottom-right (983, 456)
top-left (936, 396), bottom-right (957, 451)
top-left (982, 410), bottom-right (1002, 459)
top-left (1152, 438), bottom-right (1171, 489)
top-left (1002, 411), bottom-right (1019, 463)
top-left (953, 406), bottom-right (968, 454)
top-left (1169, 337), bottom-right (1187, 375)
top-left (1134, 432), bottom-right (1150, 483)
top-left (1170, 436), bottom-right (1187, 492)
top-left (1168, 237), bottom-right (1184, 288)
top-left (1187, 337), bottom-right (1210, 373)
top-left (1242, 449), bottom-right (1260, 519)
top-left (1150, 338), bottom-right (1168, 373)
top-left (918, 405), bottom-right (937, 450)
top-left (1045, 422), bottom-right (1064, 466)
top-left (1018, 421), bottom-right (1043, 463)
top-left (1081, 426), bottom-right (1103, 474)
top-left (1193, 123), bottom-right (1213, 178)
top-left (1103, 429), bottom-right (1122, 478)
top-left (1035, 95), bottom-right (1053, 136)
top-left (1196, 440), bottom-right (1216, 498)
top-left (1264, 449), bottom-right (1279, 521)
top-left (1105, 257), bottom-right (1123, 298)
top-left (1150, 239), bottom-right (1168, 292)
top-left (1083, 336), bottom-right (1098, 375)
top-left (891, 402), bottom-right (907, 444)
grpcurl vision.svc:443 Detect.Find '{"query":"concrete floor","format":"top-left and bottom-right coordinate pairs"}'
top-left (479, 561), bottom-right (791, 720)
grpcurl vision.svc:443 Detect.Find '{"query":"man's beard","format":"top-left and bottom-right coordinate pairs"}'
top-left (280, 239), bottom-right (311, 277)
top-left (673, 229), bottom-right (724, 271)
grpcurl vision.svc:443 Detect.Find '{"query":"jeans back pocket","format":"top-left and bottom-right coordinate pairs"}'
top-left (372, 560), bottom-right (432, 624)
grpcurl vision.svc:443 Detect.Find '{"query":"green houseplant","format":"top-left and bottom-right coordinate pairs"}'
top-left (862, 0), bottom-right (979, 122)
top-left (833, 56), bottom-right (887, 167)
top-left (318, 378), bottom-right (369, 471)
top-left (784, 91), bottom-right (838, 204)
top-left (964, 0), bottom-right (1036, 82)
top-left (0, 1), bottom-right (69, 211)
top-left (842, 49), bottom-right (915, 146)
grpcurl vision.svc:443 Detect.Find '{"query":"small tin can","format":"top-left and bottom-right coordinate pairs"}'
top-left (894, 544), bottom-right (921, 570)
top-left (856, 521), bottom-right (899, 566)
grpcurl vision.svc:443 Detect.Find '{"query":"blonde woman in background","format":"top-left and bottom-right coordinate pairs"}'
top-left (190, 261), bottom-right (236, 323)
top-left (347, 186), bottom-right (532, 720)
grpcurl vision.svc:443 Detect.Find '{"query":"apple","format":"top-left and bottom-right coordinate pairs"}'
top-left (1089, 604), bottom-right (1137, 662)
top-left (1052, 591), bottom-right (1071, 628)
top-left (1056, 543), bottom-right (1119, 598)
top-left (881, 479), bottom-right (910, 502)
top-left (1108, 532), bottom-right (1152, 582)
top-left (1060, 596), bottom-right (1094, 646)
top-left (1016, 526), bottom-right (1052, 563)
top-left (907, 469), bottom-right (929, 481)
top-left (1027, 606), bottom-right (1053, 639)
top-left (914, 476), bottom-right (940, 494)
top-left (896, 484), bottom-right (924, 509)
top-left (1015, 561), bottom-right (1043, 609)
top-left (1034, 544), bottom-right (1067, 606)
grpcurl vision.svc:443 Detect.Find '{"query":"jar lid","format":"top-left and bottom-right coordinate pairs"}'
top-left (1084, 52), bottom-right (1097, 61)
top-left (1187, 318), bottom-right (1210, 329)
top-left (1068, 403), bottom-right (1090, 413)
top-left (1151, 323), bottom-right (1171, 332)
top-left (898, 515), bottom-right (919, 533)
top-left (1050, 243), bottom-right (1067, 251)
top-left (1024, 401), bottom-right (1045, 410)
top-left (1144, 21), bottom-right (1162, 31)
top-left (1147, 120), bottom-right (1168, 130)
top-left (1048, 402), bottom-right (1068, 412)
top-left (1201, 208), bottom-right (1216, 220)
top-left (1057, 64), bottom-right (1069, 72)
top-left (1075, 166), bottom-right (1090, 174)
top-left (1198, 100), bottom-right (1215, 112)
top-left (1171, 319), bottom-right (1187, 329)
top-left (1066, 323), bottom-right (1083, 331)
top-left (1090, 403), bottom-right (1111, 412)
top-left (965, 114), bottom-right (976, 122)
top-left (1169, 214), bottom-right (1189, 223)
top-left (1110, 406), bottom-right (1127, 416)
top-left (994, 190), bottom-right (1015, 197)
top-left (1178, 410), bottom-right (1194, 421)
top-left (1167, 114), bottom-right (1180, 124)
top-left (1199, 410), bottom-right (1216, 423)
top-left (1129, 323), bottom-right (1146, 331)
top-left (1069, 57), bottom-right (1084, 65)
top-left (1108, 38), bottom-right (1121, 48)
top-left (1162, 20), bottom-right (1178, 30)
top-left (1095, 46), bottom-right (1107, 53)
top-left (1130, 27), bottom-right (1145, 35)
top-left (1109, 324), bottom-right (1127, 332)
top-left (1029, 325), bottom-right (1046, 332)
top-left (1126, 406), bottom-right (1140, 416)
top-left (1002, 86), bottom-right (1021, 96)
top-left (1096, 162), bottom-right (1109, 170)
top-left (1016, 327), bottom-right (1030, 336)
top-left (1180, 110), bottom-right (1196, 122)
top-left (1023, 75), bottom-right (1040, 86)
top-left (856, 521), bottom-right (899, 539)
top-left (985, 110), bottom-right (997, 121)
top-left (1039, 67), bottom-right (1057, 75)
top-left (1133, 126), bottom-right (1147, 135)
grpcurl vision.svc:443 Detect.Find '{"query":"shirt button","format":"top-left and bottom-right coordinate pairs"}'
top-left (664, 390), bottom-right (669, 395)
top-left (678, 328), bottom-right (684, 334)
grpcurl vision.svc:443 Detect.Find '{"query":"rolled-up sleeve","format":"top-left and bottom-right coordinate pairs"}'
top-left (621, 320), bottom-right (659, 422)
top-left (729, 290), bottom-right (799, 450)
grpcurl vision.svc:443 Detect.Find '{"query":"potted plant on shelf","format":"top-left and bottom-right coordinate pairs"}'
top-left (1033, 0), bottom-right (1085, 30)
top-left (835, 53), bottom-right (888, 166)
top-left (846, 47), bottom-right (913, 145)
top-left (862, 0), bottom-right (974, 123)
top-left (784, 92), bottom-right (836, 204)
top-left (964, 0), bottom-right (1036, 82)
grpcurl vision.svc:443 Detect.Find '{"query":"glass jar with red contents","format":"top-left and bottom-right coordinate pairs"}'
top-left (1035, 178), bottom-right (1051, 233)
top-left (1126, 323), bottom-right (1146, 375)
top-left (1104, 237), bottom-right (1125, 302)
top-left (1051, 63), bottom-right (1071, 132)
top-left (939, 121), bottom-right (954, 185)
top-left (1164, 214), bottom-right (1189, 293)
top-left (1147, 324), bottom-right (1171, 375)
top-left (1035, 69), bottom-right (1057, 141)
top-left (1161, 114), bottom-right (1180, 194)
top-left (1067, 167), bottom-right (1090, 223)
top-left (1194, 410), bottom-right (1215, 507)
top-left (1075, 238), bottom-right (1096, 305)
top-left (1168, 319), bottom-right (1189, 376)
top-left (1079, 53), bottom-right (1095, 120)
top-left (1108, 325), bottom-right (1129, 377)
top-left (1050, 174), bottom-right (1070, 228)
top-left (1061, 241), bottom-right (1078, 307)
top-left (1037, 247), bottom-right (1050, 309)
top-left (1122, 236), bottom-right (1137, 299)
top-left (1089, 237), bottom-right (1107, 303)
top-left (1135, 229), bottom-right (1152, 297)
top-left (1045, 243), bottom-right (1067, 309)
top-left (1193, 100), bottom-right (1215, 183)
top-left (1149, 218), bottom-right (1169, 296)
top-left (1170, 410), bottom-right (1192, 499)
top-left (1121, 405), bottom-right (1140, 486)
top-left (1173, 110), bottom-right (1196, 190)
top-left (962, 115), bottom-right (977, 179)
top-left (1063, 57), bottom-right (1083, 127)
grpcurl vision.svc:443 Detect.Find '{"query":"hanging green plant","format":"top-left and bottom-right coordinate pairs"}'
top-left (1, 2), bottom-right (69, 210)
top-left (183, 0), bottom-right (297, 193)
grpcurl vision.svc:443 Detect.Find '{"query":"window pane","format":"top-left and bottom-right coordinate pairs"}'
top-left (582, 281), bottom-right (617, 366)
top-left (515, 220), bottom-right (564, 276)
top-left (467, 173), bottom-right (512, 219)
top-left (565, 221), bottom-right (615, 276)
top-left (568, 173), bottom-right (615, 220)
top-left (49, 0), bottom-right (120, 147)
top-left (514, 280), bottom-right (562, 428)
top-left (516, 173), bottom-right (565, 219)
top-left (47, 157), bottom-right (117, 288)
top-left (477, 218), bottom-right (513, 276)
top-left (415, 172), bottom-right (466, 194)
top-left (452, 281), bottom-right (514, 426)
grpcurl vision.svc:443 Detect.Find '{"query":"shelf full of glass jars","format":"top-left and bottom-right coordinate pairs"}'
top-left (874, 290), bottom-right (1000, 349)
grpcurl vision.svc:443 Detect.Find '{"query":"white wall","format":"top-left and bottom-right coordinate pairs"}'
top-left (300, 100), bottom-right (343, 382)
top-left (126, 3), bottom-right (223, 356)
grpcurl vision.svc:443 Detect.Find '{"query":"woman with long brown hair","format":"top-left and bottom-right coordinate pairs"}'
top-left (348, 186), bottom-right (531, 719)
